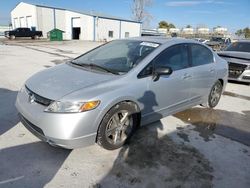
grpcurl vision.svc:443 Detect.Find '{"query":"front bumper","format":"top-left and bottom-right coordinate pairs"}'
top-left (15, 88), bottom-right (101, 149)
top-left (228, 69), bottom-right (250, 83)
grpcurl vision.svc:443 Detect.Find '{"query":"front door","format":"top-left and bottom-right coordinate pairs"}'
top-left (139, 44), bottom-right (193, 124)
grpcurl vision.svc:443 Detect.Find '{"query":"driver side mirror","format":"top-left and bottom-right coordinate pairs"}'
top-left (152, 66), bottom-right (173, 81)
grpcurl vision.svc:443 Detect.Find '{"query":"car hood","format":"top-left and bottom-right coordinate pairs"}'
top-left (25, 63), bottom-right (117, 100)
top-left (218, 51), bottom-right (250, 61)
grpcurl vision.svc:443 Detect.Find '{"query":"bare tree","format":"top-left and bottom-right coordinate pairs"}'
top-left (131, 0), bottom-right (153, 28)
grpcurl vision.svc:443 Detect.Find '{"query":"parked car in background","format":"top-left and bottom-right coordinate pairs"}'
top-left (206, 36), bottom-right (231, 51)
top-left (4, 27), bottom-right (43, 39)
top-left (16, 37), bottom-right (228, 150)
top-left (194, 38), bottom-right (209, 44)
top-left (218, 40), bottom-right (250, 83)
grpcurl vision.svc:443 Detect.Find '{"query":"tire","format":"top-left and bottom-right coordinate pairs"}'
top-left (32, 35), bottom-right (38, 40)
top-left (10, 35), bottom-right (15, 40)
top-left (97, 102), bottom-right (139, 150)
top-left (202, 80), bottom-right (223, 108)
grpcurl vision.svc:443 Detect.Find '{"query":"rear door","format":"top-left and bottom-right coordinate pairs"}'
top-left (188, 43), bottom-right (216, 102)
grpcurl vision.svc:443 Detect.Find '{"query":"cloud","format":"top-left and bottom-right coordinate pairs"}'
top-left (166, 0), bottom-right (226, 7)
top-left (188, 10), bottom-right (214, 14)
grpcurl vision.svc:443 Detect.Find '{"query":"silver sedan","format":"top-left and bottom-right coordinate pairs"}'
top-left (16, 37), bottom-right (228, 150)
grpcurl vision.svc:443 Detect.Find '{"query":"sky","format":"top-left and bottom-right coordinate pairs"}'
top-left (0, 0), bottom-right (249, 32)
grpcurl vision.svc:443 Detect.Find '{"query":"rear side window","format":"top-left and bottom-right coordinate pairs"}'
top-left (154, 44), bottom-right (189, 71)
top-left (190, 44), bottom-right (214, 66)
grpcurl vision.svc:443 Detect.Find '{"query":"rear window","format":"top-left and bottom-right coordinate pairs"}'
top-left (226, 42), bottom-right (250, 53)
top-left (190, 44), bottom-right (214, 66)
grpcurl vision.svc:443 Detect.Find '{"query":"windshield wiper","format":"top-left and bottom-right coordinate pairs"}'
top-left (70, 61), bottom-right (119, 75)
top-left (88, 63), bottom-right (119, 75)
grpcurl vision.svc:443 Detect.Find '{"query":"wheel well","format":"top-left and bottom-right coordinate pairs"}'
top-left (218, 79), bottom-right (224, 86)
top-left (95, 100), bottom-right (141, 143)
top-left (124, 100), bottom-right (141, 126)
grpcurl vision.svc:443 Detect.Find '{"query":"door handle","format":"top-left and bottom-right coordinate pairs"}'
top-left (182, 73), bottom-right (192, 80)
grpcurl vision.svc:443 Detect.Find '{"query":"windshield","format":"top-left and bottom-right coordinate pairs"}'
top-left (225, 42), bottom-right (250, 53)
top-left (72, 40), bottom-right (159, 74)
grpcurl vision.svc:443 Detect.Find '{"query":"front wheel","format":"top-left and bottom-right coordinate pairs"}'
top-left (202, 80), bottom-right (223, 108)
top-left (97, 102), bottom-right (138, 150)
top-left (10, 35), bottom-right (15, 40)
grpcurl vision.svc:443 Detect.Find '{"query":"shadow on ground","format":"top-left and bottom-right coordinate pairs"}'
top-left (0, 142), bottom-right (71, 188)
top-left (174, 108), bottom-right (250, 146)
top-left (97, 122), bottom-right (213, 188)
top-left (97, 91), bottom-right (213, 187)
top-left (0, 88), bottom-right (19, 135)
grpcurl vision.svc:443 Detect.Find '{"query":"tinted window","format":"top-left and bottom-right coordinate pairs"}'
top-left (190, 44), bottom-right (213, 66)
top-left (154, 44), bottom-right (189, 71)
top-left (226, 42), bottom-right (250, 53)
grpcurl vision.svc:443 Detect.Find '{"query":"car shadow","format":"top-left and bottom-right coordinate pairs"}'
top-left (96, 91), bottom-right (214, 187)
top-left (0, 142), bottom-right (71, 188)
top-left (0, 88), bottom-right (19, 135)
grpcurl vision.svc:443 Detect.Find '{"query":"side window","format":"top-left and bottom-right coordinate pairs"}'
top-left (190, 44), bottom-right (214, 66)
top-left (154, 44), bottom-right (189, 71)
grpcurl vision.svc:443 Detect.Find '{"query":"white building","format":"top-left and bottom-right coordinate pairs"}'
top-left (213, 27), bottom-right (228, 35)
top-left (182, 28), bottom-right (194, 35)
top-left (11, 2), bottom-right (141, 41)
top-left (169, 28), bottom-right (180, 34)
top-left (197, 27), bottom-right (209, 34)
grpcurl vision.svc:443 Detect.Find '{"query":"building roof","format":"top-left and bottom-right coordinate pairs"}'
top-left (15, 2), bottom-right (141, 24)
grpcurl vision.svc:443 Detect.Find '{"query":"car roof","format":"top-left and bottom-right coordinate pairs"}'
top-left (126, 36), bottom-right (198, 44)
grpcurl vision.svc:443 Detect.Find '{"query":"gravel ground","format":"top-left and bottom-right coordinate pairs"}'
top-left (0, 39), bottom-right (249, 188)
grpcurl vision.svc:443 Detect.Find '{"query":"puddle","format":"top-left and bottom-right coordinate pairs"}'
top-left (174, 108), bottom-right (250, 146)
top-left (223, 91), bottom-right (250, 101)
top-left (98, 124), bottom-right (213, 187)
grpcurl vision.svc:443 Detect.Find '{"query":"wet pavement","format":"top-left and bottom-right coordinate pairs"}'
top-left (174, 107), bottom-right (250, 146)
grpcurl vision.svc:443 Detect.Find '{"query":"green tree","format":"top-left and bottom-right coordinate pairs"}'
top-left (168, 23), bottom-right (176, 29)
top-left (236, 27), bottom-right (250, 38)
top-left (235, 29), bottom-right (243, 36)
top-left (158, 21), bottom-right (175, 30)
top-left (243, 27), bottom-right (250, 38)
top-left (186, 25), bottom-right (192, 28)
top-left (158, 21), bottom-right (168, 28)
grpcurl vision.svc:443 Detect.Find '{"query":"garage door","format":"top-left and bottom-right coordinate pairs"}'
top-left (20, 17), bottom-right (25, 27)
top-left (72, 18), bottom-right (81, 27)
top-left (26, 16), bottom-right (32, 28)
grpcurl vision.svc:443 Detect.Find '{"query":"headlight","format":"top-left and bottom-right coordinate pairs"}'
top-left (44, 100), bottom-right (100, 113)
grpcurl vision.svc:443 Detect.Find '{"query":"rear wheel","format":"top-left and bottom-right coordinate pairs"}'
top-left (97, 102), bottom-right (138, 150)
top-left (202, 80), bottom-right (223, 108)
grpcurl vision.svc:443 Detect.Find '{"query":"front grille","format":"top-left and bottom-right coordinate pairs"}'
top-left (25, 86), bottom-right (52, 106)
top-left (228, 62), bottom-right (247, 79)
